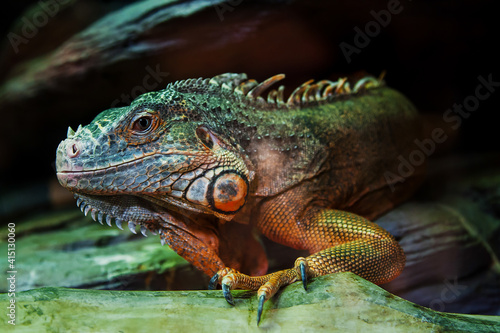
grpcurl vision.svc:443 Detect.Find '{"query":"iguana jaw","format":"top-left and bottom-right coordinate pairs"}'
top-left (72, 192), bottom-right (221, 244)
top-left (72, 192), bottom-right (165, 237)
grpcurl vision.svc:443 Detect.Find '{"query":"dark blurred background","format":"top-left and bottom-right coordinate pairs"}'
top-left (1, 1), bottom-right (499, 319)
top-left (0, 0), bottom-right (498, 218)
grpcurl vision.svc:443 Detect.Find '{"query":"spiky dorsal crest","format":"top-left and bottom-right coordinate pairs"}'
top-left (167, 77), bottom-right (213, 94)
top-left (169, 72), bottom-right (384, 108)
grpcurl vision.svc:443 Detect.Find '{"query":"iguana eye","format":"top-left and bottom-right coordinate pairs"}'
top-left (132, 116), bottom-right (153, 134)
top-left (196, 126), bottom-right (214, 149)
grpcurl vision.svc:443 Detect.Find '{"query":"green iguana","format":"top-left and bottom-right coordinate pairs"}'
top-left (55, 73), bottom-right (423, 324)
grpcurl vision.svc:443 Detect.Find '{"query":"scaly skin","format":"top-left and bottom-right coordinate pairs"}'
top-left (55, 73), bottom-right (423, 324)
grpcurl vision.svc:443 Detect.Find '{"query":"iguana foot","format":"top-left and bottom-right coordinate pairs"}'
top-left (208, 257), bottom-right (308, 324)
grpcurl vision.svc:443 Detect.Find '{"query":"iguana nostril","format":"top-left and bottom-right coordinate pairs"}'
top-left (66, 141), bottom-right (81, 158)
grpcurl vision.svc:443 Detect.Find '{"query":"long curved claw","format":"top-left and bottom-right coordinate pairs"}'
top-left (208, 273), bottom-right (219, 290)
top-left (257, 295), bottom-right (265, 325)
top-left (222, 283), bottom-right (235, 305)
top-left (300, 261), bottom-right (308, 290)
top-left (293, 257), bottom-right (309, 291)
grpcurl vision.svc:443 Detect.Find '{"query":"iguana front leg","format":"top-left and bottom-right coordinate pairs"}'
top-left (157, 214), bottom-right (225, 277)
top-left (209, 188), bottom-right (406, 324)
top-left (158, 208), bottom-right (269, 277)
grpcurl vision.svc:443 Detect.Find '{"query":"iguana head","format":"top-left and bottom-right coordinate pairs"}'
top-left (56, 74), bottom-right (254, 226)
